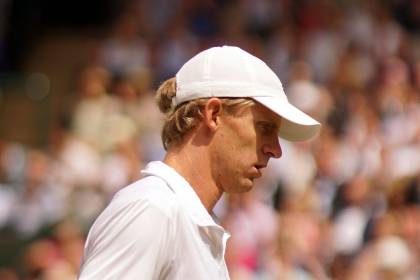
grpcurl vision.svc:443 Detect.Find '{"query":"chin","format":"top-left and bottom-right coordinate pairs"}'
top-left (223, 177), bottom-right (255, 193)
top-left (237, 179), bottom-right (254, 193)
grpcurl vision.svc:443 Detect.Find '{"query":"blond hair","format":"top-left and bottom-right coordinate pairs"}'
top-left (156, 77), bottom-right (254, 150)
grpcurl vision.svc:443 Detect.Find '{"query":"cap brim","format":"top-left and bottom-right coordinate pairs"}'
top-left (252, 96), bottom-right (321, 141)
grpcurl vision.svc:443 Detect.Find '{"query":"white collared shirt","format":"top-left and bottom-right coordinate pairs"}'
top-left (78, 161), bottom-right (231, 280)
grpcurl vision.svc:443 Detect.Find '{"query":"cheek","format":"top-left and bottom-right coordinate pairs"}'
top-left (221, 136), bottom-right (256, 165)
top-left (229, 134), bottom-right (258, 162)
top-left (210, 141), bottom-right (244, 186)
top-left (215, 142), bottom-right (254, 180)
top-left (210, 121), bottom-right (259, 183)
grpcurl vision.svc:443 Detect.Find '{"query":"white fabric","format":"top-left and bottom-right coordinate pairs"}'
top-left (174, 46), bottom-right (321, 141)
top-left (78, 161), bottom-right (231, 280)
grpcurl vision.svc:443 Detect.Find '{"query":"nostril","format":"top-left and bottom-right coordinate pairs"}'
top-left (262, 144), bottom-right (282, 158)
top-left (271, 145), bottom-right (282, 159)
top-left (266, 139), bottom-right (282, 158)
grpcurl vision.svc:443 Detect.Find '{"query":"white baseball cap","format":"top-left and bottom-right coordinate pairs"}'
top-left (174, 46), bottom-right (321, 141)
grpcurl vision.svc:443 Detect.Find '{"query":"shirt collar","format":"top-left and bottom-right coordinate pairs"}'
top-left (141, 161), bottom-right (222, 229)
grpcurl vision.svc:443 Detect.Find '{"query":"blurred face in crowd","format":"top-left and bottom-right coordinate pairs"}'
top-left (209, 101), bottom-right (282, 193)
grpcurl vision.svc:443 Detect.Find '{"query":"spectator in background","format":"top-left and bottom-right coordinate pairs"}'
top-left (109, 69), bottom-right (165, 161)
top-left (223, 191), bottom-right (278, 279)
top-left (72, 66), bottom-right (138, 153)
top-left (22, 219), bottom-right (84, 280)
top-left (100, 14), bottom-right (150, 78)
top-left (10, 149), bottom-right (65, 236)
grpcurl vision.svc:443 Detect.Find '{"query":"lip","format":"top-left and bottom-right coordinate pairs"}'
top-left (252, 165), bottom-right (265, 178)
top-left (255, 163), bottom-right (267, 169)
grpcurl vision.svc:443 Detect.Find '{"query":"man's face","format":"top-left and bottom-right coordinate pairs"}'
top-left (210, 102), bottom-right (282, 193)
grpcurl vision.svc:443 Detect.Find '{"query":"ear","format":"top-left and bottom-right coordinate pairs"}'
top-left (203, 98), bottom-right (223, 132)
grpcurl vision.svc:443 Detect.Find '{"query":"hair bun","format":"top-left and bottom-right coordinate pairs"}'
top-left (156, 77), bottom-right (176, 114)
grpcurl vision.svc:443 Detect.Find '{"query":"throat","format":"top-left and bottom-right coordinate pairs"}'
top-left (164, 151), bottom-right (223, 212)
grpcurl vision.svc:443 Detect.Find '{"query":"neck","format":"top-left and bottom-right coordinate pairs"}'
top-left (164, 143), bottom-right (222, 212)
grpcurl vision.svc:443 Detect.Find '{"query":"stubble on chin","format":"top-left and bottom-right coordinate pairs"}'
top-left (234, 176), bottom-right (255, 193)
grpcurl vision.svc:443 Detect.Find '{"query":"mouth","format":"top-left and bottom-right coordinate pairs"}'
top-left (252, 164), bottom-right (266, 178)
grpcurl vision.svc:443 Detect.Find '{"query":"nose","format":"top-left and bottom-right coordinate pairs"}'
top-left (262, 137), bottom-right (282, 159)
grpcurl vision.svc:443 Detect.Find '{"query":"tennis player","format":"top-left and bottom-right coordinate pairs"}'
top-left (78, 46), bottom-right (320, 279)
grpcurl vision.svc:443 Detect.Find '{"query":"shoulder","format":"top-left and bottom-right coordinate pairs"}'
top-left (110, 175), bottom-right (177, 217)
top-left (84, 176), bottom-right (179, 252)
top-left (80, 176), bottom-right (180, 278)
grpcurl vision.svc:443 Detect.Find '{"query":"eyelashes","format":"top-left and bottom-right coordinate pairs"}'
top-left (256, 121), bottom-right (278, 135)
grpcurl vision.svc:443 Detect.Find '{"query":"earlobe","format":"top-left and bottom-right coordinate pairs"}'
top-left (204, 98), bottom-right (223, 132)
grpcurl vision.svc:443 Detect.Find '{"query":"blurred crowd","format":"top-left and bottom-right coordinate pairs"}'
top-left (0, 0), bottom-right (420, 279)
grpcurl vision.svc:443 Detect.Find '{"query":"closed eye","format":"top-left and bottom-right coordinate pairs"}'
top-left (256, 121), bottom-right (278, 135)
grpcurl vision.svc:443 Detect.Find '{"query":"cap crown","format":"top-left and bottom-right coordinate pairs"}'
top-left (174, 46), bottom-right (287, 106)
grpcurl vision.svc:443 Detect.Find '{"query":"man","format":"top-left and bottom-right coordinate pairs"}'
top-left (78, 46), bottom-right (320, 279)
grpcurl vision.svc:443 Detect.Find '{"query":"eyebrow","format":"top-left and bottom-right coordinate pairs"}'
top-left (257, 120), bottom-right (280, 131)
